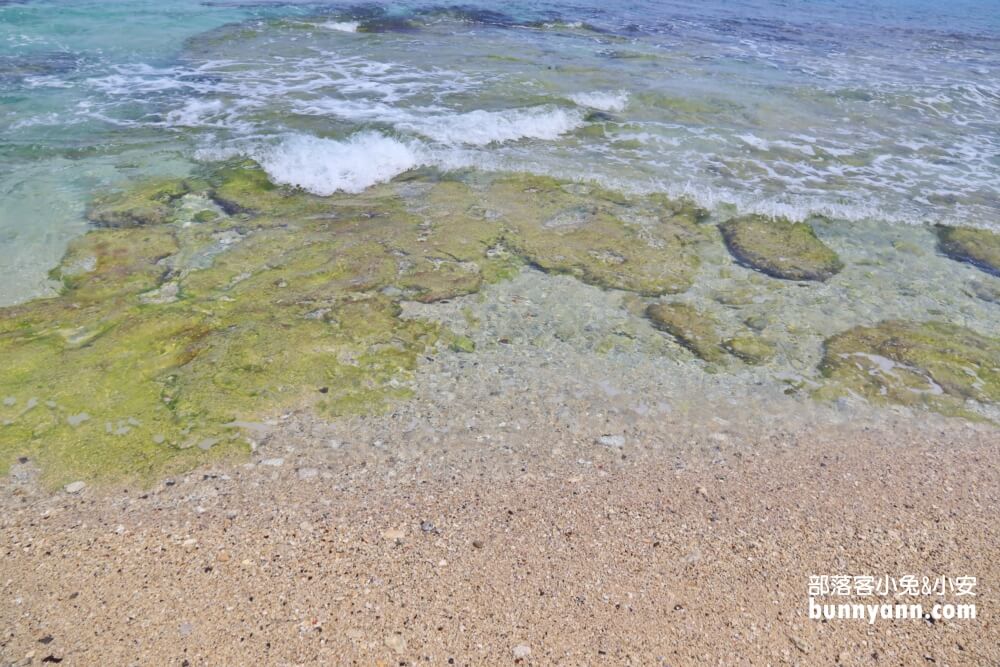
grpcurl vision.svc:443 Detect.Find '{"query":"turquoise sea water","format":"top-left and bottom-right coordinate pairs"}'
top-left (1, 0), bottom-right (999, 304)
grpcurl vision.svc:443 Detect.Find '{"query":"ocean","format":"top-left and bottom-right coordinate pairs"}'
top-left (2, 0), bottom-right (998, 305)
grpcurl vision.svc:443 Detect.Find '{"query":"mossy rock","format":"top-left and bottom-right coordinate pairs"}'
top-left (937, 226), bottom-right (1000, 277)
top-left (487, 175), bottom-right (709, 295)
top-left (390, 181), bottom-right (517, 301)
top-left (965, 279), bottom-right (1000, 304)
top-left (723, 336), bottom-right (776, 364)
top-left (207, 160), bottom-right (332, 218)
top-left (0, 176), bottom-right (441, 487)
top-left (817, 320), bottom-right (1000, 419)
top-left (2, 231), bottom-right (441, 488)
top-left (1, 165), bottom-right (726, 487)
top-left (448, 335), bottom-right (476, 353)
top-left (50, 227), bottom-right (178, 301)
top-left (86, 179), bottom-right (191, 228)
top-left (193, 209), bottom-right (219, 223)
top-left (645, 302), bottom-right (725, 362)
top-left (719, 215), bottom-right (843, 281)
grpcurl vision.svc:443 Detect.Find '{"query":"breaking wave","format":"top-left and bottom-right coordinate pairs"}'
top-left (568, 91), bottom-right (630, 113)
top-left (396, 106), bottom-right (586, 146)
top-left (250, 132), bottom-right (423, 195)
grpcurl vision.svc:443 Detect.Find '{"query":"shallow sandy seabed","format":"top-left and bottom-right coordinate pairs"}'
top-left (3, 168), bottom-right (999, 489)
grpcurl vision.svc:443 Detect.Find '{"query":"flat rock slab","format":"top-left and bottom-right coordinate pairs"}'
top-left (719, 215), bottom-right (843, 281)
top-left (645, 302), bottom-right (724, 363)
top-left (818, 320), bottom-right (1000, 420)
top-left (937, 225), bottom-right (1000, 277)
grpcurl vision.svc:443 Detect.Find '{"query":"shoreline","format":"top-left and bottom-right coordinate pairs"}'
top-left (2, 2), bottom-right (999, 664)
top-left (3, 240), bottom-right (1000, 664)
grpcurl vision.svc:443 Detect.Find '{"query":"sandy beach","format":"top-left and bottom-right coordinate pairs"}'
top-left (3, 413), bottom-right (998, 665)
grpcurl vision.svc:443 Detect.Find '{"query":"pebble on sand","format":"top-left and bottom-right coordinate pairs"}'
top-left (385, 634), bottom-right (407, 654)
top-left (596, 434), bottom-right (625, 448)
top-left (383, 528), bottom-right (406, 541)
top-left (64, 481), bottom-right (86, 494)
top-left (512, 644), bottom-right (532, 659)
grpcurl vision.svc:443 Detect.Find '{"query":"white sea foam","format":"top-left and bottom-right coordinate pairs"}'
top-left (396, 105), bottom-right (586, 146)
top-left (538, 21), bottom-right (585, 30)
top-left (294, 99), bottom-right (584, 147)
top-left (251, 132), bottom-right (422, 195)
top-left (322, 21), bottom-right (360, 33)
top-left (10, 112), bottom-right (66, 129)
top-left (738, 133), bottom-right (770, 150)
top-left (568, 90), bottom-right (630, 113)
top-left (67, 20), bottom-right (998, 232)
top-left (164, 99), bottom-right (225, 127)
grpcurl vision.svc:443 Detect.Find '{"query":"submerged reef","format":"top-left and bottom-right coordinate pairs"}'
top-left (644, 302), bottom-right (725, 363)
top-left (3, 160), bottom-right (998, 486)
top-left (817, 321), bottom-right (1000, 420)
top-left (722, 336), bottom-right (776, 365)
top-left (0, 165), bottom-right (713, 486)
top-left (86, 179), bottom-right (195, 228)
top-left (483, 176), bottom-right (709, 295)
top-left (719, 215), bottom-right (843, 281)
top-left (643, 303), bottom-right (777, 366)
top-left (936, 226), bottom-right (1000, 277)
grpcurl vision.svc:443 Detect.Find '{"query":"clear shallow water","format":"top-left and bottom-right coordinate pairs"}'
top-left (1, 0), bottom-right (999, 304)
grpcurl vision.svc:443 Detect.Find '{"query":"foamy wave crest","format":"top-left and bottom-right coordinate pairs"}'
top-left (322, 21), bottom-right (360, 33)
top-left (397, 105), bottom-right (585, 146)
top-left (164, 99), bottom-right (226, 127)
top-left (568, 91), bottom-right (630, 113)
top-left (252, 132), bottom-right (422, 195)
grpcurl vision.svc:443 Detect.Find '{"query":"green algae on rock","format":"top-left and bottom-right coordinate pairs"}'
top-left (965, 279), bottom-right (1000, 304)
top-left (817, 320), bottom-right (1000, 419)
top-left (645, 302), bottom-right (725, 363)
top-left (936, 226), bottom-right (1000, 277)
top-left (1, 179), bottom-right (440, 486)
top-left (486, 175), bottom-right (709, 295)
top-left (390, 181), bottom-right (519, 301)
top-left (50, 227), bottom-right (179, 301)
top-left (719, 215), bottom-right (843, 281)
top-left (0, 164), bottom-right (734, 487)
top-left (723, 336), bottom-right (776, 365)
top-left (207, 160), bottom-right (333, 217)
top-left (86, 179), bottom-right (193, 228)
top-left (448, 335), bottom-right (476, 353)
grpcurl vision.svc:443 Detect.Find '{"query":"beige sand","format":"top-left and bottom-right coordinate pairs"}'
top-left (2, 411), bottom-right (998, 666)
